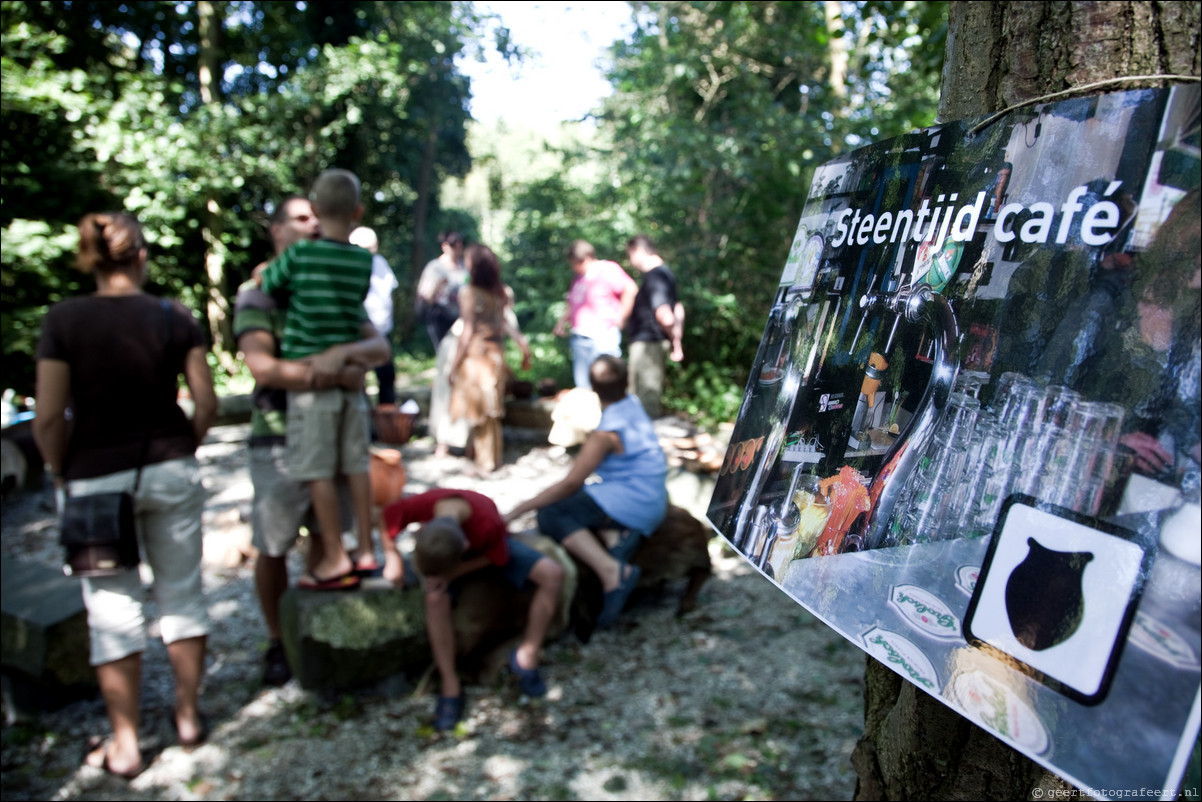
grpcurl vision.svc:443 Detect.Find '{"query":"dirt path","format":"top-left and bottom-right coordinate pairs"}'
top-left (1, 424), bottom-right (867, 801)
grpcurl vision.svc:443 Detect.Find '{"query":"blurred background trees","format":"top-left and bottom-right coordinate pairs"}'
top-left (3, 0), bottom-right (481, 387)
top-left (584, 0), bottom-right (947, 420)
top-left (2, 0), bottom-right (946, 422)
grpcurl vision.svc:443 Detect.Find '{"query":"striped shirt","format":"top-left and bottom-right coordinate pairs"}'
top-left (259, 239), bottom-right (372, 359)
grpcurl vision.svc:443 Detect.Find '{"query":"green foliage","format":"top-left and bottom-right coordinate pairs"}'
top-left (391, 348), bottom-right (435, 380)
top-left (493, 0), bottom-right (946, 423)
top-left (206, 350), bottom-right (255, 397)
top-left (2, 0), bottom-right (485, 395)
top-left (597, 1), bottom-right (946, 413)
top-left (3, 0), bottom-right (946, 427)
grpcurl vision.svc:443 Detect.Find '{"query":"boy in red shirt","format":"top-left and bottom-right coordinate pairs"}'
top-left (381, 489), bottom-right (563, 731)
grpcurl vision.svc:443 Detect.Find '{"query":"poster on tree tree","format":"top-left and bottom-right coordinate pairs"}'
top-left (707, 85), bottom-right (1200, 801)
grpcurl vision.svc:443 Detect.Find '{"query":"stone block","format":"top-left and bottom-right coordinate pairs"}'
top-left (1, 557), bottom-right (96, 721)
top-left (1, 420), bottom-right (44, 493)
top-left (279, 578), bottom-right (428, 692)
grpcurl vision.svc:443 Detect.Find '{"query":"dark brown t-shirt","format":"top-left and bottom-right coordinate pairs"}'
top-left (37, 293), bottom-right (206, 480)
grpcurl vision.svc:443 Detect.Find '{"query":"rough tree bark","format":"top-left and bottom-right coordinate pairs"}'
top-left (411, 126), bottom-right (439, 304)
top-left (852, 3), bottom-right (1201, 800)
top-left (197, 0), bottom-right (237, 374)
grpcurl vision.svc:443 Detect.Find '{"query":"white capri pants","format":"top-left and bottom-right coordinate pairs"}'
top-left (67, 456), bottom-right (209, 666)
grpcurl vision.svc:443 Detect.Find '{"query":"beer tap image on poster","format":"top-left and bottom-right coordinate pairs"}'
top-left (706, 86), bottom-right (1201, 800)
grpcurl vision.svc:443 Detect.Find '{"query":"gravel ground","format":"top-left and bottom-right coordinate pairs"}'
top-left (1, 422), bottom-right (867, 801)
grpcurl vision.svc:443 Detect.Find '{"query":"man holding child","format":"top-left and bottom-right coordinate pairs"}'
top-left (236, 187), bottom-right (387, 685)
top-left (256, 169), bottom-right (379, 589)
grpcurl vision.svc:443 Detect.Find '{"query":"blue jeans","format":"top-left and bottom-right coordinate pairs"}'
top-left (537, 489), bottom-right (614, 542)
top-left (570, 329), bottom-right (622, 388)
top-left (446, 538), bottom-right (545, 596)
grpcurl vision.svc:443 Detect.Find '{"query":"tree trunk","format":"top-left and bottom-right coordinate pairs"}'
top-left (937, 1), bottom-right (1200, 123)
top-left (824, 0), bottom-right (848, 100)
top-left (403, 124), bottom-right (439, 342)
top-left (411, 127), bottom-right (439, 292)
top-left (853, 3), bottom-right (1200, 800)
top-left (197, 0), bottom-right (237, 374)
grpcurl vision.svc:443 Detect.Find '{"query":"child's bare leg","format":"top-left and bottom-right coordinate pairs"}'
top-left (596, 527), bottom-right (623, 550)
top-left (304, 528), bottom-right (325, 576)
top-left (562, 528), bottom-right (623, 591)
top-left (346, 470), bottom-right (376, 569)
top-left (516, 557), bottom-right (563, 670)
top-left (425, 584), bottom-right (460, 698)
top-left (381, 526), bottom-right (406, 587)
top-left (308, 478), bottom-right (352, 580)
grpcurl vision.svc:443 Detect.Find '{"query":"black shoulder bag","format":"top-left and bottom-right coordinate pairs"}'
top-left (60, 299), bottom-right (171, 577)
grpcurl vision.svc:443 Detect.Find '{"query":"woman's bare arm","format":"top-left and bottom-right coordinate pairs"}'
top-left (32, 358), bottom-right (71, 480)
top-left (184, 346), bottom-right (217, 443)
top-left (504, 429), bottom-right (618, 522)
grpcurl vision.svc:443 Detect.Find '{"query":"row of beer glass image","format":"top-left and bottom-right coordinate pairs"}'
top-left (887, 372), bottom-right (1128, 546)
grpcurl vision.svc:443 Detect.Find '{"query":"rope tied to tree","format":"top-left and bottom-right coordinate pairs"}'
top-left (966, 73), bottom-right (1202, 138)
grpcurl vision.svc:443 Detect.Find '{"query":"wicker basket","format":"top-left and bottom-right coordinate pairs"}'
top-left (372, 403), bottom-right (416, 445)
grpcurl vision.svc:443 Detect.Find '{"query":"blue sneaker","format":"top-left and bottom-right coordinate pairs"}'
top-left (433, 694), bottom-right (464, 732)
top-left (508, 650), bottom-right (547, 697)
top-left (597, 562), bottom-right (642, 629)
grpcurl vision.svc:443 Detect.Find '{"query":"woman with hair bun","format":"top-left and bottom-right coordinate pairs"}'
top-left (33, 211), bottom-right (216, 779)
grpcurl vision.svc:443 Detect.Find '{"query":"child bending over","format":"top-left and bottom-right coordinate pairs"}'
top-left (381, 488), bottom-right (564, 731)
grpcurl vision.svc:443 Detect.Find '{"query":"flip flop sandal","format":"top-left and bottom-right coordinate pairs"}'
top-left (297, 570), bottom-right (361, 591)
top-left (174, 710), bottom-right (210, 750)
top-left (85, 737), bottom-right (151, 781)
top-left (103, 753), bottom-right (150, 781)
top-left (353, 557), bottom-right (382, 577)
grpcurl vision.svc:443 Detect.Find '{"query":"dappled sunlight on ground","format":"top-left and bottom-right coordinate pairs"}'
top-left (1, 423), bottom-right (865, 801)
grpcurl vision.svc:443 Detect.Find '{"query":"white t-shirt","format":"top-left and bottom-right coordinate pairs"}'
top-left (363, 253), bottom-right (399, 334)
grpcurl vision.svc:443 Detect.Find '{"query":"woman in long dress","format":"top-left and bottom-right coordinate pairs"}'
top-left (449, 244), bottom-right (531, 472)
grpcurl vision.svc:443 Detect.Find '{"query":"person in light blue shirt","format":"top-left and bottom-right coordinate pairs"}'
top-left (504, 355), bottom-right (667, 628)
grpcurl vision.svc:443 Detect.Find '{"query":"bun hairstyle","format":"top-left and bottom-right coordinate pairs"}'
top-left (77, 212), bottom-right (145, 274)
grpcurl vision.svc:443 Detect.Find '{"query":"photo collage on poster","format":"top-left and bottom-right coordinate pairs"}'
top-left (706, 86), bottom-right (1201, 800)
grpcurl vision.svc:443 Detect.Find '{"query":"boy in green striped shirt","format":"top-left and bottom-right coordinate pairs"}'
top-left (257, 169), bottom-right (376, 589)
